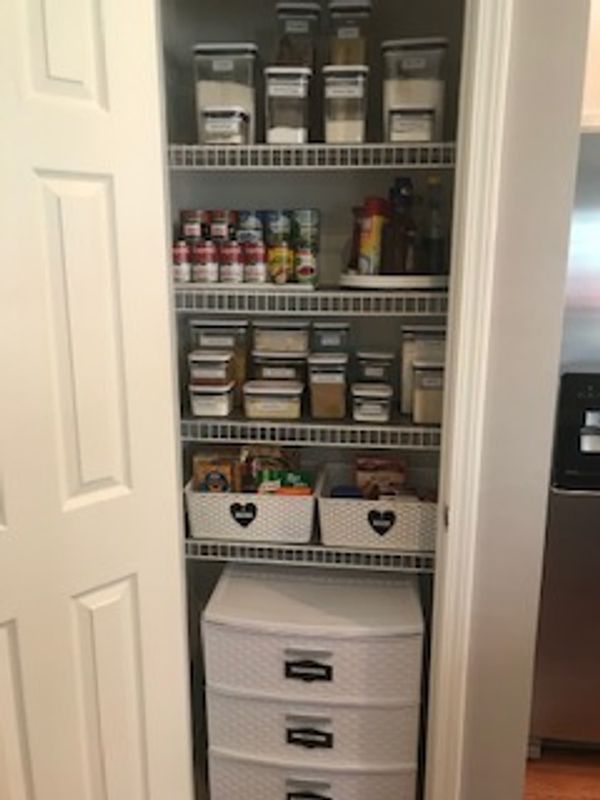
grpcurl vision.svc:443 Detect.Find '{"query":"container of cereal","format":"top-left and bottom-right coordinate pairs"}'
top-left (253, 351), bottom-right (308, 382)
top-left (324, 65), bottom-right (369, 144)
top-left (412, 361), bottom-right (444, 425)
top-left (312, 322), bottom-right (350, 351)
top-left (189, 382), bottom-right (235, 417)
top-left (351, 383), bottom-right (393, 423)
top-left (308, 353), bottom-right (349, 419)
top-left (188, 350), bottom-right (234, 386)
top-left (265, 66), bottom-right (312, 144)
top-left (357, 350), bottom-right (395, 383)
top-left (243, 380), bottom-right (304, 420)
top-left (254, 320), bottom-right (310, 353)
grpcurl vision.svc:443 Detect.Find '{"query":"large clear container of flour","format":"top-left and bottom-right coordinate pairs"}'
top-left (193, 43), bottom-right (257, 143)
top-left (382, 38), bottom-right (448, 142)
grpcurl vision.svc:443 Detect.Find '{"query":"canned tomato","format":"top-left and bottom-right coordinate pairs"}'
top-left (181, 209), bottom-right (210, 241)
top-left (219, 240), bottom-right (244, 283)
top-left (192, 240), bottom-right (219, 283)
top-left (292, 209), bottom-right (320, 250)
top-left (211, 210), bottom-right (238, 242)
top-left (295, 247), bottom-right (318, 284)
top-left (264, 210), bottom-right (292, 246)
top-left (172, 240), bottom-right (191, 283)
top-left (268, 242), bottom-right (293, 285)
top-left (237, 210), bottom-right (264, 244)
top-left (243, 241), bottom-right (267, 283)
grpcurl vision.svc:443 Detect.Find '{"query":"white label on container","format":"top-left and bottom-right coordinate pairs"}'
top-left (338, 26), bottom-right (360, 39)
top-left (285, 18), bottom-right (310, 33)
top-left (173, 262), bottom-right (191, 283)
top-left (263, 366), bottom-right (296, 379)
top-left (325, 82), bottom-right (363, 99)
top-left (212, 58), bottom-right (234, 72)
top-left (364, 365), bottom-right (385, 379)
top-left (192, 397), bottom-right (229, 415)
top-left (192, 263), bottom-right (219, 283)
top-left (199, 334), bottom-right (235, 348)
top-left (205, 118), bottom-right (241, 135)
top-left (191, 366), bottom-right (227, 380)
top-left (421, 376), bottom-right (443, 389)
top-left (311, 373), bottom-right (344, 384)
top-left (401, 56), bottom-right (427, 71)
top-left (268, 82), bottom-right (307, 98)
top-left (252, 399), bottom-right (295, 413)
top-left (358, 401), bottom-right (385, 416)
top-left (390, 114), bottom-right (433, 143)
top-left (319, 333), bottom-right (342, 347)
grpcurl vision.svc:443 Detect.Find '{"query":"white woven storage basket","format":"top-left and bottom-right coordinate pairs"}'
top-left (206, 686), bottom-right (420, 767)
top-left (185, 475), bottom-right (321, 543)
top-left (318, 464), bottom-right (437, 551)
top-left (209, 748), bottom-right (417, 800)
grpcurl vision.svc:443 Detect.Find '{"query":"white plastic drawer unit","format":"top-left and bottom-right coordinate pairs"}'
top-left (209, 749), bottom-right (417, 800)
top-left (202, 566), bottom-right (424, 703)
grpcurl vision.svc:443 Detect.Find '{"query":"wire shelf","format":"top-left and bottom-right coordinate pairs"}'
top-left (169, 142), bottom-right (456, 171)
top-left (180, 417), bottom-right (441, 450)
top-left (185, 539), bottom-right (435, 573)
top-left (174, 286), bottom-right (448, 317)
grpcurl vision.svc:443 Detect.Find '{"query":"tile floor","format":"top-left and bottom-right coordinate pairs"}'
top-left (525, 749), bottom-right (600, 800)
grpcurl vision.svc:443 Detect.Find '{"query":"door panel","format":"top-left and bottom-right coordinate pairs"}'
top-left (0, 1), bottom-right (193, 798)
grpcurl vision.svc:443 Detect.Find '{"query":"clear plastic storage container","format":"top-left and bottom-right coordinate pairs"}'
top-left (198, 106), bottom-right (250, 145)
top-left (265, 67), bottom-right (312, 144)
top-left (254, 320), bottom-right (310, 353)
top-left (352, 383), bottom-right (393, 423)
top-left (190, 320), bottom-right (249, 405)
top-left (276, 2), bottom-right (321, 68)
top-left (312, 322), bottom-right (350, 351)
top-left (188, 350), bottom-right (234, 386)
top-left (329, 1), bottom-right (372, 65)
top-left (400, 326), bottom-right (446, 415)
top-left (193, 43), bottom-right (257, 143)
top-left (412, 361), bottom-right (444, 425)
top-left (308, 353), bottom-right (349, 419)
top-left (324, 65), bottom-right (369, 144)
top-left (382, 38), bottom-right (448, 141)
top-left (243, 381), bottom-right (304, 420)
top-left (357, 351), bottom-right (395, 383)
top-left (189, 383), bottom-right (235, 417)
top-left (253, 351), bottom-right (308, 382)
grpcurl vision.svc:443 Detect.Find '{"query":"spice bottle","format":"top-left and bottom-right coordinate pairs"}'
top-left (358, 197), bottom-right (389, 275)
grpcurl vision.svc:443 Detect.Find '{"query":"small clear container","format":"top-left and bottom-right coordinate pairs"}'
top-left (189, 382), bottom-right (234, 417)
top-left (188, 350), bottom-right (234, 386)
top-left (412, 361), bottom-right (444, 425)
top-left (382, 38), bottom-right (448, 141)
top-left (357, 350), bottom-right (395, 383)
top-left (324, 65), bottom-right (369, 144)
top-left (199, 106), bottom-right (250, 145)
top-left (253, 320), bottom-right (310, 353)
top-left (276, 1), bottom-right (321, 68)
top-left (243, 380), bottom-right (304, 420)
top-left (193, 43), bottom-right (257, 143)
top-left (312, 322), bottom-right (350, 351)
top-left (253, 351), bottom-right (308, 382)
top-left (265, 66), bottom-right (312, 144)
top-left (308, 353), bottom-right (349, 420)
top-left (329, 1), bottom-right (372, 65)
top-left (190, 319), bottom-right (249, 406)
top-left (401, 325), bottom-right (446, 414)
top-left (351, 383), bottom-right (393, 423)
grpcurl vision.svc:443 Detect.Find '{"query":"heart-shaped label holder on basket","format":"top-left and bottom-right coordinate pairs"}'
top-left (230, 502), bottom-right (257, 528)
top-left (367, 509), bottom-right (396, 536)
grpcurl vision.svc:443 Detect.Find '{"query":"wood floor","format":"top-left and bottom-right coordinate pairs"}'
top-left (525, 749), bottom-right (600, 800)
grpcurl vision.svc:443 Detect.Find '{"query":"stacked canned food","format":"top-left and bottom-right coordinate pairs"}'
top-left (172, 207), bottom-right (320, 287)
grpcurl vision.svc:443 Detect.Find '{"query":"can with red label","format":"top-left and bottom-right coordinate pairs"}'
top-left (191, 240), bottom-right (219, 283)
top-left (243, 241), bottom-right (267, 283)
top-left (295, 247), bottom-right (318, 284)
top-left (181, 209), bottom-right (209, 241)
top-left (172, 240), bottom-right (191, 283)
top-left (219, 240), bottom-right (244, 283)
top-left (211, 210), bottom-right (238, 242)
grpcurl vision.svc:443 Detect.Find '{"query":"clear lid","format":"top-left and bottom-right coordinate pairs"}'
top-left (188, 350), bottom-right (233, 363)
top-left (277, 1), bottom-right (321, 16)
top-left (190, 319), bottom-right (249, 329)
top-left (308, 353), bottom-right (349, 366)
top-left (313, 321), bottom-right (351, 330)
top-left (243, 380), bottom-right (305, 396)
top-left (193, 42), bottom-right (258, 55)
top-left (413, 360), bottom-right (445, 371)
top-left (382, 37), bottom-right (448, 52)
top-left (265, 66), bottom-right (313, 78)
top-left (351, 383), bottom-right (394, 399)
top-left (252, 350), bottom-right (308, 360)
top-left (255, 320), bottom-right (310, 330)
top-left (357, 350), bottom-right (395, 361)
top-left (189, 381), bottom-right (235, 394)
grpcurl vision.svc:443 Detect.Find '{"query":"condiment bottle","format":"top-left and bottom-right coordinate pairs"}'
top-left (358, 197), bottom-right (389, 275)
top-left (386, 177), bottom-right (417, 273)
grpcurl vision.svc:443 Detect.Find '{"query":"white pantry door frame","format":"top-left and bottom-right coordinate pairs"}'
top-left (427, 2), bottom-right (590, 800)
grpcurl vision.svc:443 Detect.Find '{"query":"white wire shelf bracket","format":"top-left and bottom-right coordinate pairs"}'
top-left (180, 417), bottom-right (441, 450)
top-left (174, 287), bottom-right (448, 317)
top-left (169, 142), bottom-right (456, 171)
top-left (185, 539), bottom-right (435, 573)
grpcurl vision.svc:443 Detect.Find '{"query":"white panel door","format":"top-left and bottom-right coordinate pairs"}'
top-left (0, 2), bottom-right (193, 799)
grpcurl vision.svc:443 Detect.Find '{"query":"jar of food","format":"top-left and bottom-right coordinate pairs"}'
top-left (324, 65), bottom-right (369, 144)
top-left (253, 351), bottom-right (308, 382)
top-left (181, 209), bottom-right (210, 241)
top-left (254, 320), bottom-right (310, 353)
top-left (276, 1), bottom-right (321, 68)
top-left (199, 107), bottom-right (250, 145)
top-left (294, 247), bottom-right (318, 284)
top-left (308, 353), bottom-right (348, 419)
top-left (210, 209), bottom-right (237, 242)
top-left (237, 211), bottom-right (264, 244)
top-left (382, 38), bottom-right (448, 142)
top-left (243, 380), bottom-right (304, 420)
top-left (191, 240), bottom-right (219, 283)
top-left (243, 241), bottom-right (267, 283)
top-left (357, 350), bottom-right (395, 382)
top-left (312, 322), bottom-right (350, 351)
top-left (173, 240), bottom-right (191, 283)
top-left (328, 0), bottom-right (372, 65)
top-left (193, 43), bottom-right (257, 143)
top-left (268, 241), bottom-right (294, 284)
top-left (190, 320), bottom-right (249, 405)
top-left (219, 240), bottom-right (244, 283)
top-left (264, 210), bottom-right (292, 246)
top-left (412, 361), bottom-right (444, 424)
top-left (189, 382), bottom-right (235, 417)
top-left (351, 383), bottom-right (393, 423)
top-left (291, 209), bottom-right (320, 250)
top-left (388, 108), bottom-right (435, 143)
top-left (401, 326), bottom-right (446, 414)
top-left (265, 66), bottom-right (312, 144)
top-left (188, 350), bottom-right (234, 386)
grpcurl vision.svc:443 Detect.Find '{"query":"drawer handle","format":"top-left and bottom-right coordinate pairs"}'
top-left (284, 659), bottom-right (333, 683)
top-left (287, 794), bottom-right (332, 800)
top-left (286, 727), bottom-right (334, 750)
